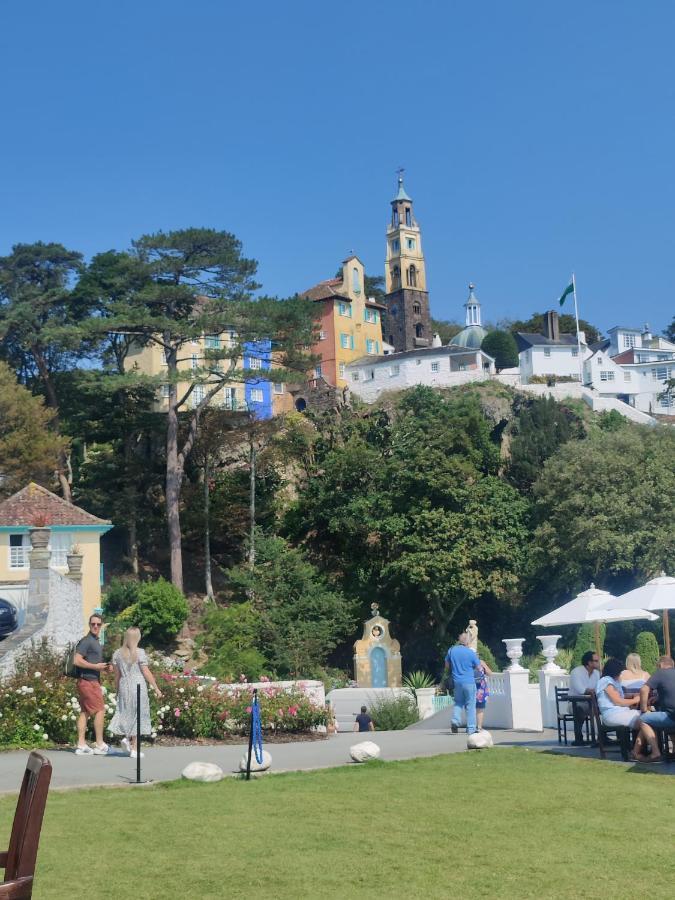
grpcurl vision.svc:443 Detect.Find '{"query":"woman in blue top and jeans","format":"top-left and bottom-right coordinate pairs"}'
top-left (445, 632), bottom-right (481, 735)
top-left (596, 657), bottom-right (641, 728)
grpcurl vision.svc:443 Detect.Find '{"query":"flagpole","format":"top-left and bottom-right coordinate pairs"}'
top-left (571, 273), bottom-right (583, 385)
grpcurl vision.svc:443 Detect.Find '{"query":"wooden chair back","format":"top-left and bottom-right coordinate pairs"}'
top-left (554, 685), bottom-right (570, 716)
top-left (1, 752), bottom-right (52, 891)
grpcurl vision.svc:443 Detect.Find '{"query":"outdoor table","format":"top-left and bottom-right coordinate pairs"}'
top-left (566, 693), bottom-right (597, 743)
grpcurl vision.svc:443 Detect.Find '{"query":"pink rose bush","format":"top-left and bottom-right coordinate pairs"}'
top-left (0, 644), bottom-right (327, 748)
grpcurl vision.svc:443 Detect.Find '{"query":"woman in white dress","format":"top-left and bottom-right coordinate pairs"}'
top-left (109, 627), bottom-right (162, 758)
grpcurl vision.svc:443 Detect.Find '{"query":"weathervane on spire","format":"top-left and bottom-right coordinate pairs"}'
top-left (396, 166), bottom-right (405, 187)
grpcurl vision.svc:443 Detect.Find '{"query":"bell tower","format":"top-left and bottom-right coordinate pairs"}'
top-left (383, 170), bottom-right (431, 352)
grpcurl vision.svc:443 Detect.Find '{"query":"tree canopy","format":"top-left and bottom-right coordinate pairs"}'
top-left (481, 330), bottom-right (519, 370)
top-left (0, 362), bottom-right (67, 498)
top-left (530, 426), bottom-right (675, 595)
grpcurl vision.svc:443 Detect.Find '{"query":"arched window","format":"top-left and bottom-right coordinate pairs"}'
top-left (352, 267), bottom-right (361, 294)
top-left (413, 302), bottom-right (421, 315)
top-left (393, 209), bottom-right (399, 227)
top-left (392, 265), bottom-right (400, 287)
top-left (405, 207), bottom-right (411, 227)
top-left (407, 265), bottom-right (417, 287)
top-left (415, 323), bottom-right (423, 338)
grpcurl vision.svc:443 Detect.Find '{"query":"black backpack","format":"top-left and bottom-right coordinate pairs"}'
top-left (64, 644), bottom-right (78, 678)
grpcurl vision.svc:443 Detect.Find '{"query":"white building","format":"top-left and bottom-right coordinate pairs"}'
top-left (345, 343), bottom-right (496, 404)
top-left (603, 323), bottom-right (675, 415)
top-left (515, 311), bottom-right (588, 384)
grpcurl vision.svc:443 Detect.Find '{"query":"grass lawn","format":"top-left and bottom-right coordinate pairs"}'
top-left (2, 748), bottom-right (674, 899)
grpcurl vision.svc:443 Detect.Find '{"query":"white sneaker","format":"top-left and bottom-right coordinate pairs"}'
top-left (121, 737), bottom-right (131, 754)
top-left (75, 745), bottom-right (93, 755)
top-left (130, 750), bottom-right (145, 759)
top-left (93, 743), bottom-right (109, 755)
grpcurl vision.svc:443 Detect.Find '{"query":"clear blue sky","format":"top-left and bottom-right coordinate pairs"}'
top-left (1, 1), bottom-right (673, 334)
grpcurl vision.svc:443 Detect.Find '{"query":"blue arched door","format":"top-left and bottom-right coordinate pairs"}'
top-left (370, 647), bottom-right (387, 687)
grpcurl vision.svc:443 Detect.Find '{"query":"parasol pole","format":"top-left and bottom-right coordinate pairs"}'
top-left (663, 610), bottom-right (671, 658)
top-left (594, 621), bottom-right (602, 661)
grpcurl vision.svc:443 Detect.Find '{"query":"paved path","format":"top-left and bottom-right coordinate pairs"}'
top-left (1, 727), bottom-right (672, 793)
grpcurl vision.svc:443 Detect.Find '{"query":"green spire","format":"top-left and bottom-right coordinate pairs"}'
top-left (393, 167), bottom-right (412, 202)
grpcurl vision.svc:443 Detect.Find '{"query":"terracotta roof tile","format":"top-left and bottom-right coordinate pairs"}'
top-left (0, 483), bottom-right (111, 527)
top-left (301, 279), bottom-right (349, 303)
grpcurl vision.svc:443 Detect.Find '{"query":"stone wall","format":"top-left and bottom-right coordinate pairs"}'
top-left (0, 541), bottom-right (83, 678)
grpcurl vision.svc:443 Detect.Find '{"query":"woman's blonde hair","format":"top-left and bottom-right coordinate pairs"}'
top-left (625, 653), bottom-right (643, 674)
top-left (121, 626), bottom-right (142, 664)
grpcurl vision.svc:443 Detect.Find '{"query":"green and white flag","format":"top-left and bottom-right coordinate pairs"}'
top-left (559, 281), bottom-right (574, 307)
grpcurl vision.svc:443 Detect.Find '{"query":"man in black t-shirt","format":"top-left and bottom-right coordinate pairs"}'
top-left (353, 705), bottom-right (375, 732)
top-left (633, 656), bottom-right (675, 763)
top-left (73, 614), bottom-right (112, 756)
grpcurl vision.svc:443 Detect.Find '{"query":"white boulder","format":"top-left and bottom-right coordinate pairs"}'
top-left (467, 730), bottom-right (493, 750)
top-left (350, 741), bottom-right (381, 763)
top-left (181, 761), bottom-right (224, 782)
top-left (239, 750), bottom-right (272, 772)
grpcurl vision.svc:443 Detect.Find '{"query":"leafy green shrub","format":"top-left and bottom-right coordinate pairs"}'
top-left (369, 693), bottom-right (419, 730)
top-left (103, 577), bottom-right (140, 617)
top-left (635, 631), bottom-right (660, 673)
top-left (477, 640), bottom-right (499, 672)
top-left (197, 602), bottom-right (267, 681)
top-left (124, 577), bottom-right (189, 644)
top-left (572, 623), bottom-right (605, 668)
top-left (403, 671), bottom-right (435, 703)
top-left (521, 653), bottom-right (545, 683)
top-left (555, 648), bottom-right (574, 672)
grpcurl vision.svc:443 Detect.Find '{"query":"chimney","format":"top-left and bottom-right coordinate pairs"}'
top-left (543, 310), bottom-right (560, 342)
top-left (642, 323), bottom-right (652, 345)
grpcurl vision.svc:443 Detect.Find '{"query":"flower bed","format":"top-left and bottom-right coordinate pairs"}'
top-left (0, 664), bottom-right (328, 749)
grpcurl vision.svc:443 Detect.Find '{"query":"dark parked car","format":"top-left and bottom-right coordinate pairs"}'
top-left (0, 597), bottom-right (18, 637)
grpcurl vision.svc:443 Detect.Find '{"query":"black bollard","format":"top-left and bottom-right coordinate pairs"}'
top-left (136, 682), bottom-right (141, 783)
top-left (245, 688), bottom-right (258, 781)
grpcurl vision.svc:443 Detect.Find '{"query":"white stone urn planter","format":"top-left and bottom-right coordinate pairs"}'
top-left (537, 635), bottom-right (564, 673)
top-left (502, 638), bottom-right (527, 672)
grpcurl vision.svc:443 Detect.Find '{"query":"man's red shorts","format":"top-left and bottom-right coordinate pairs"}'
top-left (77, 679), bottom-right (105, 715)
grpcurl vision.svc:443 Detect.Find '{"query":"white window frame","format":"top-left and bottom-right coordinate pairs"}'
top-left (319, 330), bottom-right (327, 341)
top-left (161, 384), bottom-right (170, 399)
top-left (222, 387), bottom-right (237, 410)
top-left (249, 388), bottom-right (264, 403)
top-left (431, 361), bottom-right (440, 373)
top-left (600, 370), bottom-right (615, 382)
top-left (338, 363), bottom-right (345, 379)
top-left (623, 371), bottom-right (631, 382)
top-left (8, 533), bottom-right (29, 570)
top-left (338, 302), bottom-right (352, 318)
top-left (191, 384), bottom-right (205, 408)
top-left (247, 357), bottom-right (263, 370)
top-left (623, 334), bottom-right (636, 348)
top-left (49, 531), bottom-right (74, 568)
top-left (204, 335), bottom-right (221, 349)
top-left (273, 383), bottom-right (284, 394)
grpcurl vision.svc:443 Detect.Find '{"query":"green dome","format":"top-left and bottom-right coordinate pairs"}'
top-left (450, 324), bottom-right (488, 349)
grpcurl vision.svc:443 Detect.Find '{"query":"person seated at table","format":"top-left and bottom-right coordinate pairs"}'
top-left (596, 658), bottom-right (641, 729)
top-left (632, 656), bottom-right (675, 763)
top-left (619, 653), bottom-right (651, 688)
top-left (568, 650), bottom-right (600, 745)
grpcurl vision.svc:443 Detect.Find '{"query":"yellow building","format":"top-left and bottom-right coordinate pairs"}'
top-left (125, 329), bottom-right (248, 412)
top-left (301, 256), bottom-right (386, 389)
top-left (0, 483), bottom-right (112, 625)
